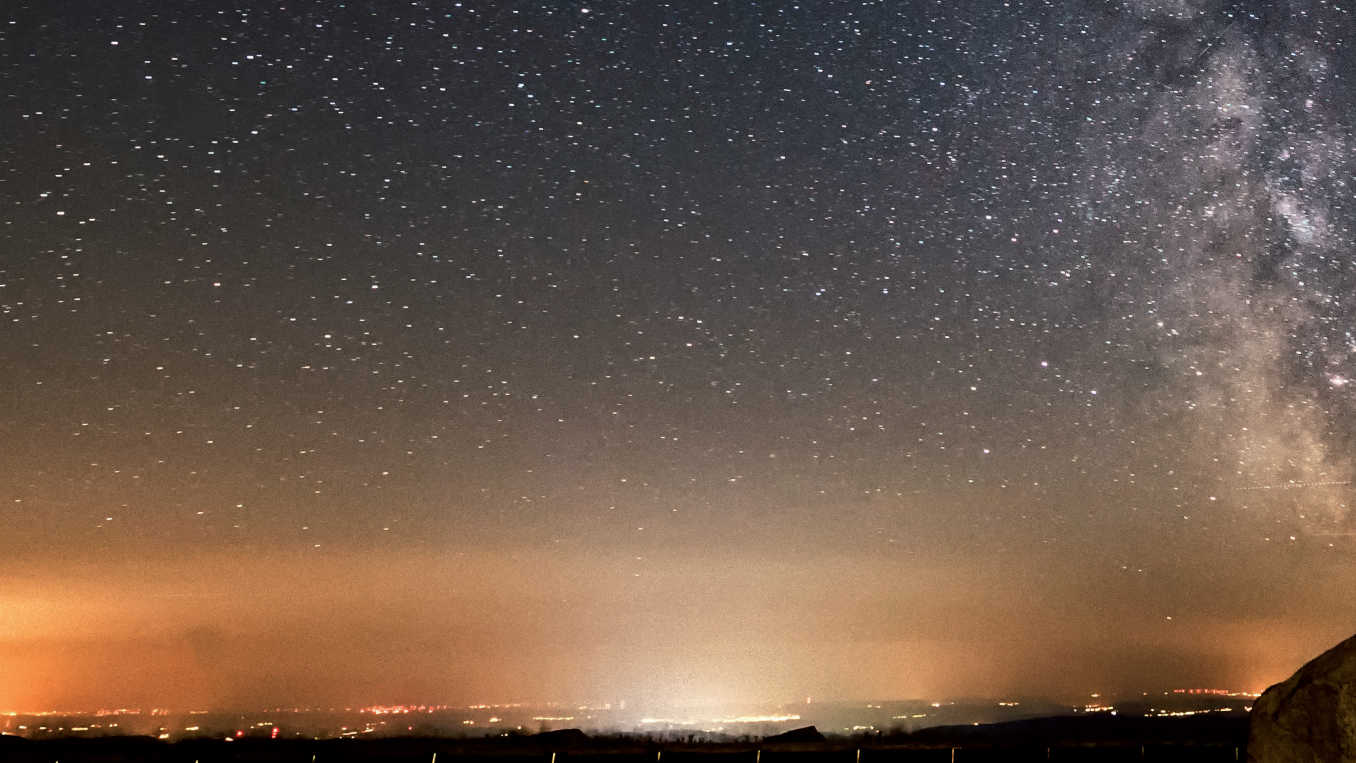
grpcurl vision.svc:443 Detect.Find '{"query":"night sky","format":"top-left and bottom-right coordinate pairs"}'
top-left (3, 0), bottom-right (1355, 712)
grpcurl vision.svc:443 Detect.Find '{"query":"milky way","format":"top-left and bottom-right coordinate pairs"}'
top-left (1, 0), bottom-right (1354, 710)
top-left (1095, 0), bottom-right (1356, 528)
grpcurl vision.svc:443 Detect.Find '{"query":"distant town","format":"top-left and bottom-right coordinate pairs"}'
top-left (0, 690), bottom-right (1261, 742)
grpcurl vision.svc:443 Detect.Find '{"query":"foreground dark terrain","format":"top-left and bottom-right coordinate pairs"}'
top-left (0, 715), bottom-right (1250, 762)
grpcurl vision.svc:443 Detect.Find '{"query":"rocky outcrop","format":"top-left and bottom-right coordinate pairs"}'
top-left (1248, 632), bottom-right (1356, 762)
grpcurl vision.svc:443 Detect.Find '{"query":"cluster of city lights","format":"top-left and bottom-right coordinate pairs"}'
top-left (360, 704), bottom-right (449, 715)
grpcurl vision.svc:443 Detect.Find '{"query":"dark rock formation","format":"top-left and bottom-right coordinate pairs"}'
top-left (1248, 632), bottom-right (1356, 762)
top-left (762, 726), bottom-right (825, 744)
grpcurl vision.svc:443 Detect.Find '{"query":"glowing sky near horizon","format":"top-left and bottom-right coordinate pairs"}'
top-left (2, 0), bottom-right (1355, 712)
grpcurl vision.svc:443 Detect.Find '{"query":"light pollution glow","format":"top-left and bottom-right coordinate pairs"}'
top-left (2, 546), bottom-right (1353, 711)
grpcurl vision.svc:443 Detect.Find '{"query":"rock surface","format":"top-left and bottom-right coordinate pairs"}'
top-left (1248, 632), bottom-right (1356, 762)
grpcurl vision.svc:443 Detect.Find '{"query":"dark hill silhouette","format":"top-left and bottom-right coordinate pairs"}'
top-left (763, 726), bottom-right (826, 744)
top-left (533, 728), bottom-right (590, 746)
top-left (903, 713), bottom-right (1248, 747)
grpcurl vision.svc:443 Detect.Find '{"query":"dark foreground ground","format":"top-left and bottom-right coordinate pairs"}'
top-left (0, 715), bottom-right (1250, 762)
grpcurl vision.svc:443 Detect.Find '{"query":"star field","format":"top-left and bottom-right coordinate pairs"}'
top-left (2, 0), bottom-right (1355, 710)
